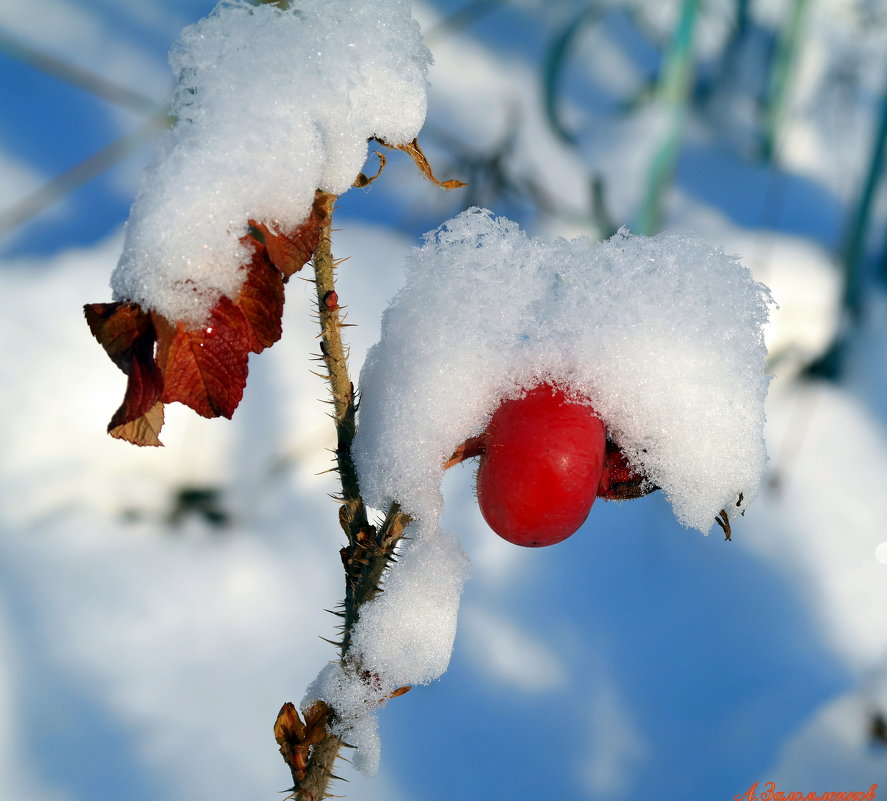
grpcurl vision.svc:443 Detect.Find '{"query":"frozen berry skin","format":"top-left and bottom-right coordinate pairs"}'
top-left (476, 384), bottom-right (607, 547)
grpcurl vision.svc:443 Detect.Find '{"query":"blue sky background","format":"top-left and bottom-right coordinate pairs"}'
top-left (2, 2), bottom-right (887, 800)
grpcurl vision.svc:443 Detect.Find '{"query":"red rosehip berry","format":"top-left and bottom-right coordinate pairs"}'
top-left (476, 384), bottom-right (606, 547)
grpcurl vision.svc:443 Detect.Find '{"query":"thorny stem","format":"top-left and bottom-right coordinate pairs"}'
top-left (312, 196), bottom-right (353, 426)
top-left (312, 195), bottom-right (369, 557)
top-left (289, 732), bottom-right (343, 801)
top-left (279, 193), bottom-right (410, 800)
top-left (312, 195), bottom-right (411, 637)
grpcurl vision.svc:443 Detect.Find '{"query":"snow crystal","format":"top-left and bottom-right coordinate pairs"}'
top-left (111, 0), bottom-right (429, 326)
top-left (354, 208), bottom-right (773, 533)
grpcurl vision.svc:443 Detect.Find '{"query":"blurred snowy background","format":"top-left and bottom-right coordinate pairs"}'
top-left (2, 0), bottom-right (887, 799)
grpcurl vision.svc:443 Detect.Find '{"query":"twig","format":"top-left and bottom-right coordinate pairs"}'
top-left (277, 194), bottom-right (410, 800)
top-left (636, 0), bottom-right (700, 235)
top-left (0, 28), bottom-right (158, 113)
top-left (0, 110), bottom-right (171, 237)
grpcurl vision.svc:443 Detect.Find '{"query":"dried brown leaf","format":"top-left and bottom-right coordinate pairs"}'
top-left (353, 149), bottom-right (387, 188)
top-left (302, 700), bottom-right (330, 746)
top-left (109, 401), bottom-right (165, 447)
top-left (85, 302), bottom-right (165, 445)
top-left (376, 137), bottom-right (466, 190)
top-left (274, 701), bottom-right (307, 747)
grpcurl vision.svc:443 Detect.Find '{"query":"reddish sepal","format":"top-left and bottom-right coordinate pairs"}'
top-left (597, 440), bottom-right (657, 500)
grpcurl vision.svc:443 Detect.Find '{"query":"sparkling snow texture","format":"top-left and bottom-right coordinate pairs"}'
top-left (111, 0), bottom-right (429, 325)
top-left (355, 208), bottom-right (773, 534)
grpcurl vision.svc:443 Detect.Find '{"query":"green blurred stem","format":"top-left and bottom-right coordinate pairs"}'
top-left (543, 4), bottom-right (600, 145)
top-left (734, 0), bottom-right (750, 38)
top-left (760, 0), bottom-right (809, 162)
top-left (805, 58), bottom-right (887, 378)
top-left (636, 0), bottom-right (700, 235)
top-left (844, 60), bottom-right (887, 316)
top-left (878, 206), bottom-right (887, 288)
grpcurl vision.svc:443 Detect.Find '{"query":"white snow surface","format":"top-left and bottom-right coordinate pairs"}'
top-left (111, 0), bottom-right (429, 326)
top-left (355, 208), bottom-right (773, 533)
top-left (305, 522), bottom-right (469, 776)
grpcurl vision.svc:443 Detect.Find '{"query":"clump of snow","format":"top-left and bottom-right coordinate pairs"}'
top-left (305, 661), bottom-right (384, 775)
top-left (355, 207), bottom-right (773, 533)
top-left (347, 525), bottom-right (469, 686)
top-left (304, 523), bottom-right (469, 775)
top-left (111, 0), bottom-right (429, 326)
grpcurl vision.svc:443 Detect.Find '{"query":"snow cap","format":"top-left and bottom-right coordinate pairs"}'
top-left (112, 0), bottom-right (429, 326)
top-left (355, 208), bottom-right (773, 533)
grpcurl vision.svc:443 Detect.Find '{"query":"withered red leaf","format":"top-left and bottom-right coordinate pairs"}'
top-left (250, 192), bottom-right (330, 280)
top-left (107, 351), bottom-right (164, 437)
top-left (87, 198), bottom-right (335, 445)
top-left (155, 297), bottom-right (250, 419)
top-left (235, 247), bottom-right (285, 354)
top-left (84, 302), bottom-right (153, 372)
top-left (85, 302), bottom-right (165, 445)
